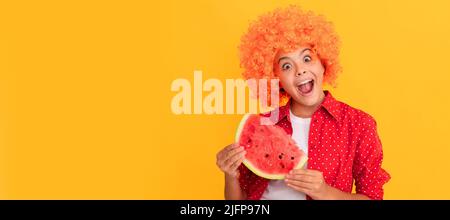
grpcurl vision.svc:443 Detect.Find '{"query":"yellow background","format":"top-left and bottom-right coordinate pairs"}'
top-left (1, 0), bottom-right (450, 199)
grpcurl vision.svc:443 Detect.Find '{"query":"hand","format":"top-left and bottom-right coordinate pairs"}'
top-left (285, 169), bottom-right (331, 200)
top-left (216, 143), bottom-right (246, 178)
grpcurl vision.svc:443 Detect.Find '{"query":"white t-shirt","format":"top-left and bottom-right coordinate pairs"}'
top-left (260, 109), bottom-right (311, 200)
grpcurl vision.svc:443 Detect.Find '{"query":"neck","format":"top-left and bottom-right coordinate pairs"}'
top-left (290, 91), bottom-right (325, 118)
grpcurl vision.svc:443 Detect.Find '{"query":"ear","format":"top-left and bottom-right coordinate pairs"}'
top-left (279, 88), bottom-right (291, 106)
top-left (320, 58), bottom-right (327, 75)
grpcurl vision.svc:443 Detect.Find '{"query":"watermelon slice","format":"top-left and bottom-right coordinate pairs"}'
top-left (235, 114), bottom-right (307, 179)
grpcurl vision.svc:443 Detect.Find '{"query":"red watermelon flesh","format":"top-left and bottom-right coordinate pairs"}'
top-left (235, 114), bottom-right (307, 179)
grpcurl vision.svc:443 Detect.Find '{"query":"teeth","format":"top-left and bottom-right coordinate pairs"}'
top-left (299, 79), bottom-right (313, 85)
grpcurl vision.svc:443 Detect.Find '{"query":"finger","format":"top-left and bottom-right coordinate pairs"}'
top-left (301, 169), bottom-right (323, 177)
top-left (230, 155), bottom-right (245, 171)
top-left (286, 174), bottom-right (316, 183)
top-left (218, 148), bottom-right (244, 170)
top-left (224, 150), bottom-right (246, 169)
top-left (290, 169), bottom-right (317, 176)
top-left (286, 182), bottom-right (311, 194)
top-left (223, 147), bottom-right (245, 164)
top-left (285, 178), bottom-right (315, 189)
top-left (286, 174), bottom-right (319, 182)
top-left (225, 143), bottom-right (240, 152)
top-left (227, 145), bottom-right (245, 157)
top-left (220, 145), bottom-right (243, 161)
top-left (217, 144), bottom-right (239, 161)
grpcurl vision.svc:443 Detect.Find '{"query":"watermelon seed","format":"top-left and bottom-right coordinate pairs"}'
top-left (265, 154), bottom-right (269, 158)
top-left (291, 156), bottom-right (295, 160)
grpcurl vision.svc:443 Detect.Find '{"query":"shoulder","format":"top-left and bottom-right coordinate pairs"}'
top-left (335, 99), bottom-right (378, 129)
top-left (335, 100), bottom-right (383, 153)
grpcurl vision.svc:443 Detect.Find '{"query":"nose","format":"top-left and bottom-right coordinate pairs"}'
top-left (296, 70), bottom-right (307, 77)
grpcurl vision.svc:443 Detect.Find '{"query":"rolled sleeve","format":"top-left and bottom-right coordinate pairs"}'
top-left (353, 115), bottom-right (391, 200)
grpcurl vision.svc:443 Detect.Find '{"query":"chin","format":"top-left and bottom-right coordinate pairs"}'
top-left (296, 97), bottom-right (318, 107)
top-left (292, 90), bottom-right (322, 107)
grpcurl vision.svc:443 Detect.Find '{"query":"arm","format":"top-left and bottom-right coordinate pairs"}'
top-left (285, 116), bottom-right (390, 200)
top-left (224, 174), bottom-right (246, 200)
top-left (352, 116), bottom-right (391, 200)
top-left (321, 185), bottom-right (370, 200)
top-left (285, 169), bottom-right (371, 200)
top-left (216, 143), bottom-right (247, 200)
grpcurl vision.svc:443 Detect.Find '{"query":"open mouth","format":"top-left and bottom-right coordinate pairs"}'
top-left (297, 79), bottom-right (314, 96)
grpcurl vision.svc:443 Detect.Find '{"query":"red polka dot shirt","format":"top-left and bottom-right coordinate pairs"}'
top-left (238, 91), bottom-right (391, 200)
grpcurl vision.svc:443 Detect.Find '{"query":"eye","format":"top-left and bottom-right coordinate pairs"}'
top-left (281, 63), bottom-right (292, 71)
top-left (303, 55), bottom-right (312, 63)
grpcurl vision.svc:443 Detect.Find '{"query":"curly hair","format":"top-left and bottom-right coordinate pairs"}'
top-left (239, 6), bottom-right (341, 105)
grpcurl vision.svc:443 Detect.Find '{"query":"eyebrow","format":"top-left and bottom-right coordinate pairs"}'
top-left (277, 48), bottom-right (311, 64)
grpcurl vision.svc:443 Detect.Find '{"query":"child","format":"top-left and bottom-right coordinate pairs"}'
top-left (216, 6), bottom-right (390, 200)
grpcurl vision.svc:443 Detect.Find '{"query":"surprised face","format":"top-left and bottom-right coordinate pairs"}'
top-left (275, 46), bottom-right (325, 107)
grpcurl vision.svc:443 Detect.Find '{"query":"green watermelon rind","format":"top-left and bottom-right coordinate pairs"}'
top-left (235, 113), bottom-right (308, 180)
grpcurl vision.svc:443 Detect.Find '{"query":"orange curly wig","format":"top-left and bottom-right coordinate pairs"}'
top-left (239, 6), bottom-right (342, 106)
